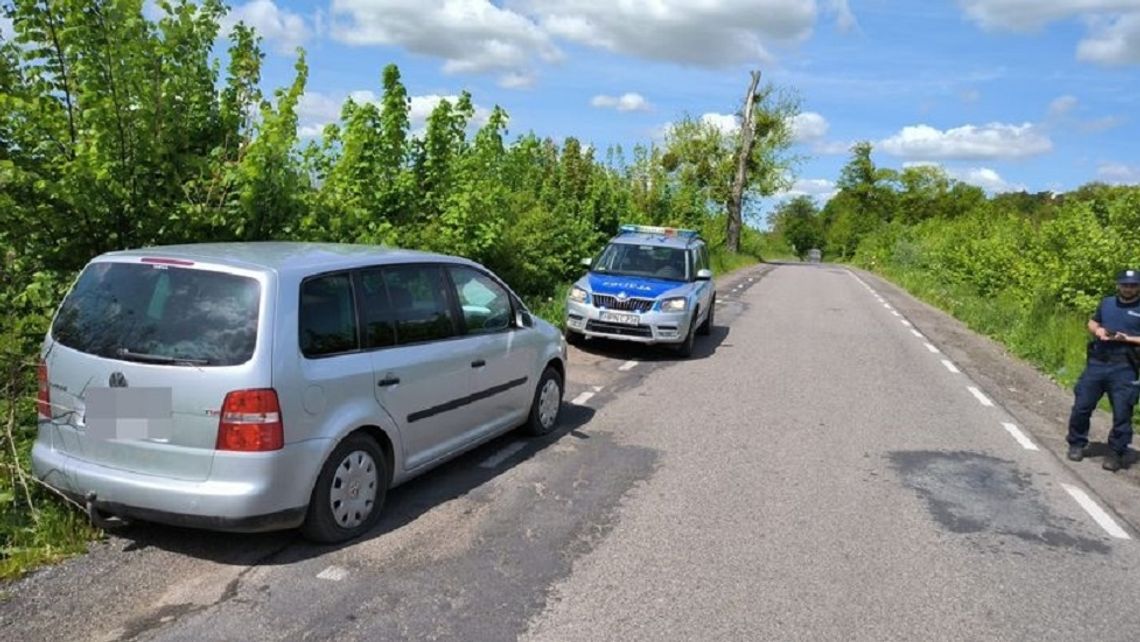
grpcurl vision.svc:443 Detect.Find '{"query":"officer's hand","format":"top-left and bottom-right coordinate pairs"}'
top-left (1114, 332), bottom-right (1132, 342)
top-left (1096, 328), bottom-right (1113, 341)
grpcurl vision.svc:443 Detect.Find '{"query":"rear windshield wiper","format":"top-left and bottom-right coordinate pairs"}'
top-left (115, 348), bottom-right (210, 366)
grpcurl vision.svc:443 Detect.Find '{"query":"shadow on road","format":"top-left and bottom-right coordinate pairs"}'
top-left (109, 402), bottom-right (598, 565)
top-left (569, 323), bottom-right (731, 362)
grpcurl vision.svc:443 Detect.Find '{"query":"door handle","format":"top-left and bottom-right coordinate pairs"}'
top-left (377, 375), bottom-right (401, 387)
top-left (471, 359), bottom-right (486, 368)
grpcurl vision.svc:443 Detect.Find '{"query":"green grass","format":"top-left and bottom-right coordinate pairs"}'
top-left (1, 488), bottom-right (99, 581)
top-left (874, 264), bottom-right (1090, 389)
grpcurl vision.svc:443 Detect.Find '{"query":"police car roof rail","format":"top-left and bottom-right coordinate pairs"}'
top-left (618, 224), bottom-right (700, 240)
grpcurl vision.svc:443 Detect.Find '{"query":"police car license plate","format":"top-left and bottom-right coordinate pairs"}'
top-left (600, 311), bottom-right (639, 325)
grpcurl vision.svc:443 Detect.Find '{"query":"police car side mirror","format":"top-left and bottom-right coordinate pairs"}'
top-left (696, 269), bottom-right (713, 281)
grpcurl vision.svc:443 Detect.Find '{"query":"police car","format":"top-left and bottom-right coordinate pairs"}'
top-left (565, 224), bottom-right (716, 357)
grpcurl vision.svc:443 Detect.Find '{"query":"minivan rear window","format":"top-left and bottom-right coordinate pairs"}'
top-left (51, 262), bottom-right (261, 366)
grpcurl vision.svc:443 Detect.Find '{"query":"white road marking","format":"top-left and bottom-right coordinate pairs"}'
top-left (592, 386), bottom-right (603, 392)
top-left (883, 303), bottom-right (892, 309)
top-left (967, 386), bottom-right (994, 407)
top-left (901, 320), bottom-right (913, 327)
top-left (941, 359), bottom-right (960, 373)
top-left (571, 391), bottom-right (595, 406)
top-left (924, 342), bottom-right (941, 354)
top-left (910, 329), bottom-right (925, 338)
top-left (1062, 484), bottom-right (1131, 540)
top-left (891, 311), bottom-right (902, 317)
top-left (619, 360), bottom-right (638, 371)
top-left (1000, 422), bottom-right (1039, 451)
top-left (317, 566), bottom-right (349, 581)
top-left (479, 441), bottom-right (526, 468)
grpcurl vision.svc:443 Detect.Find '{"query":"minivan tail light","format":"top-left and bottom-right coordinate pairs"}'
top-left (216, 389), bottom-right (284, 452)
top-left (37, 360), bottom-right (50, 420)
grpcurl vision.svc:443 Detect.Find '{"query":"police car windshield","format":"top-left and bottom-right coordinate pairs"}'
top-left (592, 243), bottom-right (689, 282)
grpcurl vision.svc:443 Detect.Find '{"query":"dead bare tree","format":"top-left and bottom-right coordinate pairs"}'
top-left (726, 70), bottom-right (762, 253)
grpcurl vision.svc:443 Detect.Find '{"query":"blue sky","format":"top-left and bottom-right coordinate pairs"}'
top-left (195, 0), bottom-right (1139, 202)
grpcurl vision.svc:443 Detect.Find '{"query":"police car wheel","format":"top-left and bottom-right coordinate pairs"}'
top-left (697, 297), bottom-right (714, 336)
top-left (674, 312), bottom-right (697, 358)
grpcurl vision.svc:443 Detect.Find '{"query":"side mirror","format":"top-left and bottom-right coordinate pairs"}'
top-left (696, 269), bottom-right (713, 281)
top-left (581, 257), bottom-right (593, 268)
top-left (516, 311), bottom-right (534, 328)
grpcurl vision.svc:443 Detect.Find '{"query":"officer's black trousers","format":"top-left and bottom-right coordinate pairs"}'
top-left (1067, 360), bottom-right (1138, 454)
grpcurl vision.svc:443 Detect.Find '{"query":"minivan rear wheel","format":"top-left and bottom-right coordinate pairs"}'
top-left (302, 433), bottom-right (388, 544)
top-left (524, 367), bottom-right (563, 436)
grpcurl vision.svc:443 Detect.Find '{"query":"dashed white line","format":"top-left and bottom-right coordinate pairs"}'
top-left (891, 311), bottom-right (902, 317)
top-left (479, 441), bottom-right (526, 468)
top-left (967, 386), bottom-right (994, 407)
top-left (883, 303), bottom-right (892, 309)
top-left (901, 320), bottom-right (913, 327)
top-left (619, 360), bottom-right (638, 371)
top-left (317, 566), bottom-right (349, 581)
top-left (1062, 484), bottom-right (1131, 540)
top-left (923, 342), bottom-right (941, 354)
top-left (940, 359), bottom-right (960, 373)
top-left (1001, 422), bottom-right (1039, 451)
top-left (910, 329), bottom-right (925, 338)
top-left (571, 391), bottom-right (596, 406)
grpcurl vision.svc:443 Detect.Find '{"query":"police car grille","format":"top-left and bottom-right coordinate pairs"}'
top-left (592, 295), bottom-right (654, 312)
top-left (586, 321), bottom-right (653, 338)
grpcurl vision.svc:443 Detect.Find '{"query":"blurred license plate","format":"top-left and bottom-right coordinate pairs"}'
top-left (600, 311), bottom-right (639, 325)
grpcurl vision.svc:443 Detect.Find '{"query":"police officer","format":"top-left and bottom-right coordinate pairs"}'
top-left (1067, 269), bottom-right (1140, 471)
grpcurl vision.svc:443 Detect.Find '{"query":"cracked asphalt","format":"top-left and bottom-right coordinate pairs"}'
top-left (4, 262), bottom-right (1140, 641)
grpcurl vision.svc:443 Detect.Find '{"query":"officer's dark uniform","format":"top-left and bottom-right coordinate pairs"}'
top-left (1066, 272), bottom-right (1140, 462)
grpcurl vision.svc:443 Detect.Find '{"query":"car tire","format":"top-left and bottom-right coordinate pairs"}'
top-left (301, 433), bottom-right (388, 544)
top-left (674, 312), bottom-right (697, 358)
top-left (523, 366), bottom-right (563, 436)
top-left (697, 296), bottom-right (715, 336)
top-left (565, 329), bottom-right (585, 346)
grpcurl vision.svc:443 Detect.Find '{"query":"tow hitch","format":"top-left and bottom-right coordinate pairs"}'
top-left (84, 492), bottom-right (132, 530)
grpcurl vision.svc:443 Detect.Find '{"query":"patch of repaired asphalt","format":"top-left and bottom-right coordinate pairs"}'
top-left (888, 450), bottom-right (1110, 555)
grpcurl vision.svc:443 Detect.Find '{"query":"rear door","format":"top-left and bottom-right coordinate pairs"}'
top-left (361, 264), bottom-right (482, 471)
top-left (43, 259), bottom-right (267, 481)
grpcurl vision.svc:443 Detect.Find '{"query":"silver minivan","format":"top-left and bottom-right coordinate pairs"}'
top-left (31, 243), bottom-right (567, 543)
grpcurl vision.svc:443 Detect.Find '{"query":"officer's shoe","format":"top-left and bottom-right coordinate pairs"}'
top-left (1103, 451), bottom-right (1124, 472)
top-left (1067, 445), bottom-right (1086, 462)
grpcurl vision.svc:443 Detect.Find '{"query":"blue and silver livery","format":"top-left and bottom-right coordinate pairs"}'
top-left (565, 224), bottom-right (716, 357)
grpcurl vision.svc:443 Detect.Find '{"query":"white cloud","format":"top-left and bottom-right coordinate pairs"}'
top-left (223, 0), bottom-right (312, 54)
top-left (1098, 162), bottom-right (1140, 183)
top-left (775, 177), bottom-right (838, 201)
top-left (518, 0), bottom-right (817, 67)
top-left (830, 0), bottom-right (859, 32)
top-left (296, 91), bottom-right (491, 139)
top-left (790, 112), bottom-right (830, 143)
top-left (1079, 115), bottom-right (1126, 132)
top-left (953, 167), bottom-right (1026, 193)
top-left (957, 0), bottom-right (1140, 31)
top-left (958, 1), bottom-right (1140, 65)
top-left (591, 93), bottom-right (653, 112)
top-left (499, 72), bottom-right (537, 89)
top-left (879, 122), bottom-right (1053, 160)
top-left (813, 140), bottom-right (854, 155)
top-left (1078, 13), bottom-right (1140, 64)
top-left (330, 0), bottom-right (560, 86)
top-left (700, 112), bottom-right (741, 135)
top-left (1048, 94), bottom-right (1079, 117)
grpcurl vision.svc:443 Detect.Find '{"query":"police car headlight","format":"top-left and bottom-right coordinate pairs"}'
top-left (660, 297), bottom-right (688, 312)
top-left (569, 286), bottom-right (589, 303)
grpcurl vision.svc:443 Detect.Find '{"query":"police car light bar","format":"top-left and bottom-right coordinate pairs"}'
top-left (619, 224), bottom-right (700, 239)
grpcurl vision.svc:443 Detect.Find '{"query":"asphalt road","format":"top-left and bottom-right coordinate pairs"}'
top-left (4, 263), bottom-right (1140, 641)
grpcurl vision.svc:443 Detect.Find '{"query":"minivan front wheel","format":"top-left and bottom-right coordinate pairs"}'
top-left (524, 367), bottom-right (563, 436)
top-left (302, 433), bottom-right (388, 544)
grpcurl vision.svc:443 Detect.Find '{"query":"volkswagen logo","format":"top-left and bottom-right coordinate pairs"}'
top-left (108, 372), bottom-right (128, 388)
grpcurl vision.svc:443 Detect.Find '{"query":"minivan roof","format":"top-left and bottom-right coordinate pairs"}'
top-left (101, 242), bottom-right (467, 274)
